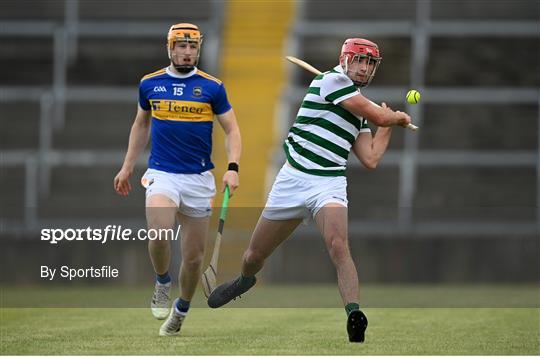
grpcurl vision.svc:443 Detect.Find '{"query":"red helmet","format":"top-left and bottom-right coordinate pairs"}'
top-left (339, 38), bottom-right (382, 87)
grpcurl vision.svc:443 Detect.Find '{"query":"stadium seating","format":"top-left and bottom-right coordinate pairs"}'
top-left (0, 0), bottom-right (537, 283)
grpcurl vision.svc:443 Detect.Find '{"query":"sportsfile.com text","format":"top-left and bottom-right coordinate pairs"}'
top-left (40, 225), bottom-right (181, 245)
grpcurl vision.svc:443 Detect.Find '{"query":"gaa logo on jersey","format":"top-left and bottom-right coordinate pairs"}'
top-left (192, 87), bottom-right (202, 97)
top-left (153, 86), bottom-right (167, 92)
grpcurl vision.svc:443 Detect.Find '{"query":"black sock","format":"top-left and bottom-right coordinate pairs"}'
top-left (238, 274), bottom-right (256, 287)
top-left (345, 302), bottom-right (360, 316)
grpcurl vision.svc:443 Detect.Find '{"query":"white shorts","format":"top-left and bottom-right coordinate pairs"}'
top-left (262, 164), bottom-right (348, 223)
top-left (141, 168), bottom-right (216, 218)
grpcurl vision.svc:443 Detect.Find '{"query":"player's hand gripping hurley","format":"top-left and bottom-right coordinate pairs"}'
top-left (286, 56), bottom-right (419, 131)
top-left (201, 186), bottom-right (230, 298)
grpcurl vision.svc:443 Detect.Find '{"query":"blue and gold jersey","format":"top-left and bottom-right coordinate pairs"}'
top-left (139, 67), bottom-right (232, 174)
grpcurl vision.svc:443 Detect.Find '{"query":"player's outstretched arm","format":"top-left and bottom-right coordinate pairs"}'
top-left (114, 105), bottom-right (151, 196)
top-left (216, 108), bottom-right (241, 196)
top-left (341, 95), bottom-right (411, 128)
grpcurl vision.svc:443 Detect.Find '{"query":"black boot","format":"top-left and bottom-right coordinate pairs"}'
top-left (207, 275), bottom-right (256, 308)
top-left (347, 310), bottom-right (368, 343)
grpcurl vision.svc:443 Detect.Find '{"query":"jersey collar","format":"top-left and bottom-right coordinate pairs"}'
top-left (333, 64), bottom-right (361, 91)
top-left (166, 66), bottom-right (197, 78)
top-left (333, 64), bottom-right (345, 74)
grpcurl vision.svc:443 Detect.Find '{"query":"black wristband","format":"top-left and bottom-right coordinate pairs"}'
top-left (228, 162), bottom-right (239, 172)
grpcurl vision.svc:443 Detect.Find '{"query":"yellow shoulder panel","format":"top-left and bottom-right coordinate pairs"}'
top-left (141, 68), bottom-right (166, 82)
top-left (196, 70), bottom-right (222, 85)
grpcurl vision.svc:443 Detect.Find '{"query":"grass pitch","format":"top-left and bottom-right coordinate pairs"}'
top-left (1, 285), bottom-right (539, 355)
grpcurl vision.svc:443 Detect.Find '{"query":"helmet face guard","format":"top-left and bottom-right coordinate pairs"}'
top-left (167, 23), bottom-right (203, 73)
top-left (339, 38), bottom-right (382, 87)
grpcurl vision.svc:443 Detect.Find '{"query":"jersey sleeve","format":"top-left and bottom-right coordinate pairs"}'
top-left (359, 118), bottom-right (371, 133)
top-left (138, 81), bottom-right (151, 111)
top-left (319, 72), bottom-right (359, 105)
top-left (212, 83), bottom-right (232, 115)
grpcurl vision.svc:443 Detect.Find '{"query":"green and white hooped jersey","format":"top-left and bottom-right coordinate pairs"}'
top-left (284, 65), bottom-right (371, 176)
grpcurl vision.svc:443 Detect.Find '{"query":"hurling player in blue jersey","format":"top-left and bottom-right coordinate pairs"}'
top-left (114, 23), bottom-right (241, 336)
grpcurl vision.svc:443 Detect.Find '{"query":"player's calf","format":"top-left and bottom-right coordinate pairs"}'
top-left (242, 248), bottom-right (266, 276)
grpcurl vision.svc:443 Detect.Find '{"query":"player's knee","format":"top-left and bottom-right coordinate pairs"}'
top-left (182, 254), bottom-right (204, 271)
top-left (148, 236), bottom-right (169, 249)
top-left (327, 237), bottom-right (350, 263)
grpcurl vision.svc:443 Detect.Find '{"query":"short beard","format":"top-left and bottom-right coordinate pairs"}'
top-left (173, 64), bottom-right (194, 73)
